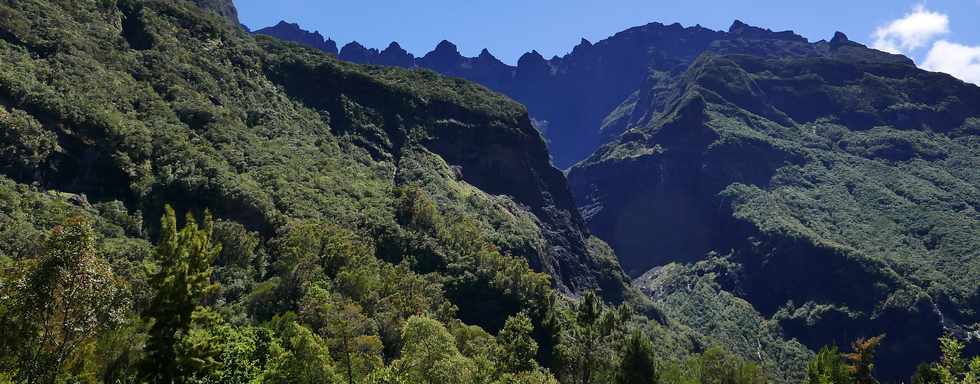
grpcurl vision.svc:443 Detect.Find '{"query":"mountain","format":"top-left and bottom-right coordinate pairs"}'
top-left (0, 1), bottom-right (736, 382)
top-left (254, 21), bottom-right (725, 168)
top-left (255, 20), bottom-right (338, 54)
top-left (4, 0), bottom-right (978, 381)
top-left (568, 24), bottom-right (980, 380)
top-left (0, 0), bottom-right (641, 307)
top-left (260, 17), bottom-right (980, 381)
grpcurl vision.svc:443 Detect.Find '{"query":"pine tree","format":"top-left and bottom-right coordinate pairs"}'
top-left (806, 345), bottom-right (852, 384)
top-left (934, 334), bottom-right (980, 384)
top-left (617, 330), bottom-right (657, 384)
top-left (844, 335), bottom-right (885, 384)
top-left (497, 312), bottom-right (539, 374)
top-left (140, 205), bottom-right (222, 382)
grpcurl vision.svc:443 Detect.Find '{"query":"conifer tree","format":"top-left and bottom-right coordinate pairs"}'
top-left (140, 205), bottom-right (222, 382)
top-left (497, 312), bottom-right (539, 374)
top-left (845, 335), bottom-right (885, 384)
top-left (806, 345), bottom-right (853, 384)
top-left (617, 330), bottom-right (657, 384)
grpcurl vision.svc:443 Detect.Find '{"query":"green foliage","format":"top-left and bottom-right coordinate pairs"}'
top-left (571, 18), bottom-right (980, 381)
top-left (657, 346), bottom-right (767, 384)
top-left (0, 105), bottom-right (57, 181)
top-left (551, 291), bottom-right (631, 383)
top-left (0, 216), bottom-right (128, 383)
top-left (634, 257), bottom-right (814, 383)
top-left (141, 205), bottom-right (222, 382)
top-left (0, 1), bottom-right (919, 383)
top-left (392, 315), bottom-right (479, 384)
top-left (497, 312), bottom-right (540, 374)
top-left (617, 330), bottom-right (658, 384)
top-left (263, 314), bottom-right (342, 384)
top-left (806, 346), bottom-right (852, 384)
top-left (932, 335), bottom-right (980, 384)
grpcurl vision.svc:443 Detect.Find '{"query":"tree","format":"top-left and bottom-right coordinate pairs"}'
top-left (8, 216), bottom-right (127, 383)
top-left (393, 316), bottom-right (477, 384)
top-left (140, 205), bottom-right (222, 382)
top-left (554, 291), bottom-right (625, 384)
top-left (324, 298), bottom-right (382, 384)
top-left (934, 334), bottom-right (980, 384)
top-left (497, 312), bottom-right (539, 374)
top-left (844, 335), bottom-right (885, 384)
top-left (395, 185), bottom-right (442, 235)
top-left (617, 330), bottom-right (657, 384)
top-left (911, 363), bottom-right (940, 384)
top-left (264, 314), bottom-right (341, 384)
top-left (806, 345), bottom-right (853, 384)
top-left (699, 346), bottom-right (766, 384)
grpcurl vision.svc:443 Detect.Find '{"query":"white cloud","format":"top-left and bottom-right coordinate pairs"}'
top-left (872, 5), bottom-right (949, 54)
top-left (869, 5), bottom-right (978, 85)
top-left (922, 40), bottom-right (980, 84)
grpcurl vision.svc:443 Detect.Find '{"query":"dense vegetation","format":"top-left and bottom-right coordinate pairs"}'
top-left (0, 176), bottom-right (772, 383)
top-left (0, 0), bottom-right (764, 382)
top-left (2, 0), bottom-right (978, 383)
top-left (568, 25), bottom-right (980, 381)
top-left (267, 19), bottom-right (980, 380)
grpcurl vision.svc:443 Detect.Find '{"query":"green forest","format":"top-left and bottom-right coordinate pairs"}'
top-left (5, 195), bottom-right (978, 383)
top-left (0, 0), bottom-right (978, 383)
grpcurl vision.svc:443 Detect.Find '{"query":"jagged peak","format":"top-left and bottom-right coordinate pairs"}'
top-left (828, 30), bottom-right (871, 52)
top-left (434, 39), bottom-right (459, 53)
top-left (728, 19), bottom-right (750, 33)
top-left (518, 49), bottom-right (546, 65)
top-left (478, 48), bottom-right (496, 59)
top-left (384, 41), bottom-right (404, 51)
top-left (342, 41), bottom-right (367, 50)
top-left (571, 38), bottom-right (593, 55)
top-left (475, 48), bottom-right (506, 66)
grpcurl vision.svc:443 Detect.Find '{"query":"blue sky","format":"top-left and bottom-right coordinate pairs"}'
top-left (236, 0), bottom-right (980, 83)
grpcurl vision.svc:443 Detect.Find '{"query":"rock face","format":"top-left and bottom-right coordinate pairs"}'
top-left (255, 21), bottom-right (338, 54)
top-left (568, 23), bottom-right (980, 381)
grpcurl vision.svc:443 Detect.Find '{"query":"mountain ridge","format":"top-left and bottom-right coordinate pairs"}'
top-left (255, 15), bottom-right (980, 381)
top-left (254, 19), bottom-right (918, 170)
top-left (568, 22), bottom-right (980, 381)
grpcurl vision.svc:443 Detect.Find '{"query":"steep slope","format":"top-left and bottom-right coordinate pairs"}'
top-left (0, 0), bottom-right (635, 321)
top-left (568, 25), bottom-right (980, 380)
